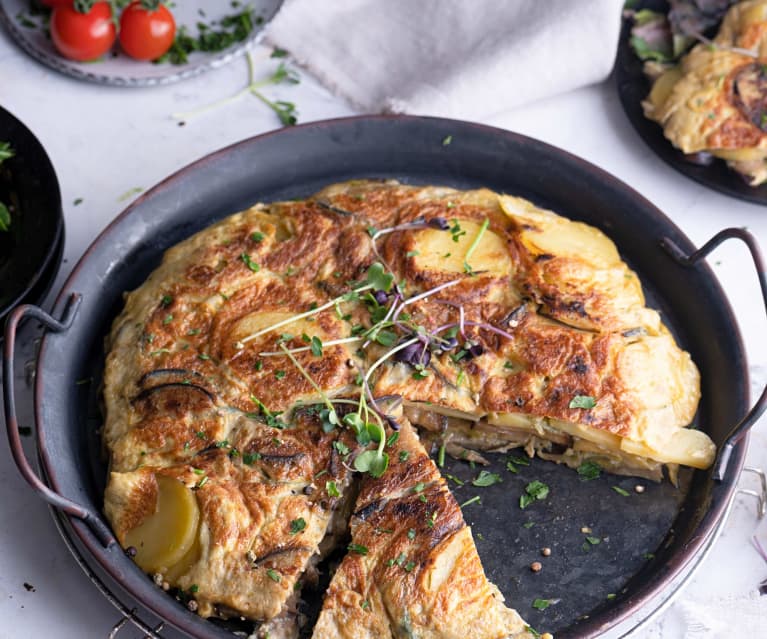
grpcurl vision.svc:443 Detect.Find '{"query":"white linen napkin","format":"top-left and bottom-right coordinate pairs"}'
top-left (264, 0), bottom-right (623, 119)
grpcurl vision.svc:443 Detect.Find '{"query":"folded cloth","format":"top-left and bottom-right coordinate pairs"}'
top-left (264, 0), bottom-right (623, 119)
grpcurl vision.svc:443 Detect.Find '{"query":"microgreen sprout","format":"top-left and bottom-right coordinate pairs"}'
top-left (463, 217), bottom-right (489, 274)
top-left (171, 54), bottom-right (300, 126)
top-left (278, 344), bottom-right (340, 429)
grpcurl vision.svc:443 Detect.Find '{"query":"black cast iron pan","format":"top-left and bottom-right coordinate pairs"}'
top-left (4, 116), bottom-right (766, 638)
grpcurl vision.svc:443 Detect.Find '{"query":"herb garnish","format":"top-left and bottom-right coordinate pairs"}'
top-left (520, 480), bottom-right (549, 509)
top-left (326, 480), bottom-right (340, 497)
top-left (266, 569), bottom-right (281, 583)
top-left (460, 495), bottom-right (481, 508)
top-left (172, 54), bottom-right (300, 126)
top-left (532, 598), bottom-right (554, 611)
top-left (289, 518), bottom-right (306, 534)
top-left (0, 142), bottom-right (14, 233)
top-left (472, 470), bottom-right (502, 487)
top-left (348, 543), bottom-right (368, 555)
top-left (613, 486), bottom-right (630, 497)
top-left (577, 461), bottom-right (602, 480)
top-left (240, 252), bottom-right (260, 272)
top-left (463, 217), bottom-right (489, 274)
top-left (569, 395), bottom-right (596, 409)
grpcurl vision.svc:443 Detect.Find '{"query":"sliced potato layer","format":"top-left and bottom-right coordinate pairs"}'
top-left (124, 475), bottom-right (200, 574)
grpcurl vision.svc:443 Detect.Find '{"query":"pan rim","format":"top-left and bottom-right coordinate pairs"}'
top-left (34, 114), bottom-right (750, 639)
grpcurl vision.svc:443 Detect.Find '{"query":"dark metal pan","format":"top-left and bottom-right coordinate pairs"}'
top-left (4, 115), bottom-right (766, 638)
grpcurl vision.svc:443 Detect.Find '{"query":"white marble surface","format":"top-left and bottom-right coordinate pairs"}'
top-left (1, 22), bottom-right (767, 639)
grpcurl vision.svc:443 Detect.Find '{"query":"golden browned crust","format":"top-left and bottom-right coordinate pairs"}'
top-left (313, 420), bottom-right (532, 639)
top-left (103, 179), bottom-right (708, 632)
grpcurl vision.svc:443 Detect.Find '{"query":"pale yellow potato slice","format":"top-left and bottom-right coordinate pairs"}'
top-left (125, 475), bottom-right (201, 574)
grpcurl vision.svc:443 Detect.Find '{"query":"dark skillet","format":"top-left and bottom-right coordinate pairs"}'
top-left (615, 0), bottom-right (767, 205)
top-left (3, 116), bottom-right (765, 638)
top-left (0, 106), bottom-right (64, 324)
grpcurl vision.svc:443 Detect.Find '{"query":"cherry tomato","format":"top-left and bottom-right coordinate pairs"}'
top-left (50, 2), bottom-right (116, 62)
top-left (119, 1), bottom-right (176, 61)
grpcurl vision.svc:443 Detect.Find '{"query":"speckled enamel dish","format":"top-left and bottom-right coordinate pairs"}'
top-left (0, 0), bottom-right (282, 87)
top-left (4, 116), bottom-right (764, 638)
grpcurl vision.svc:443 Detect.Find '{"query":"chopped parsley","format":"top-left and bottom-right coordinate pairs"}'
top-left (437, 443), bottom-right (446, 468)
top-left (274, 370), bottom-right (286, 380)
top-left (266, 569), bottom-right (281, 583)
top-left (449, 219), bottom-right (466, 243)
top-left (442, 135), bottom-right (453, 146)
top-left (348, 543), bottom-right (368, 555)
top-left (460, 495), bottom-right (481, 508)
top-left (569, 395), bottom-right (596, 409)
top-left (577, 461), bottom-right (602, 480)
top-left (472, 470), bottom-right (502, 487)
top-left (399, 450), bottom-right (410, 462)
top-left (445, 473), bottom-right (464, 486)
top-left (613, 486), bottom-right (630, 497)
top-left (520, 480), bottom-right (549, 509)
top-left (532, 598), bottom-right (553, 611)
top-left (326, 480), bottom-right (340, 497)
top-left (290, 518), bottom-right (307, 534)
top-left (310, 335), bottom-right (323, 357)
top-left (407, 528), bottom-right (416, 540)
top-left (251, 231), bottom-right (265, 242)
top-left (240, 252), bottom-right (260, 272)
top-left (242, 452), bottom-right (261, 465)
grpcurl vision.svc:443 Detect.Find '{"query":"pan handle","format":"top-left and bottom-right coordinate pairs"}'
top-left (3, 294), bottom-right (115, 548)
top-left (661, 227), bottom-right (767, 482)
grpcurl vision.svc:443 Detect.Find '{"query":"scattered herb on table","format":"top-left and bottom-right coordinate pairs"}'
top-left (613, 486), bottom-right (630, 497)
top-left (172, 54), bottom-right (300, 126)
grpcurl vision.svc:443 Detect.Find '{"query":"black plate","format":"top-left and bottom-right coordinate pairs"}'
top-left (615, 0), bottom-right (767, 205)
top-left (34, 116), bottom-right (748, 639)
top-left (0, 106), bottom-right (64, 322)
